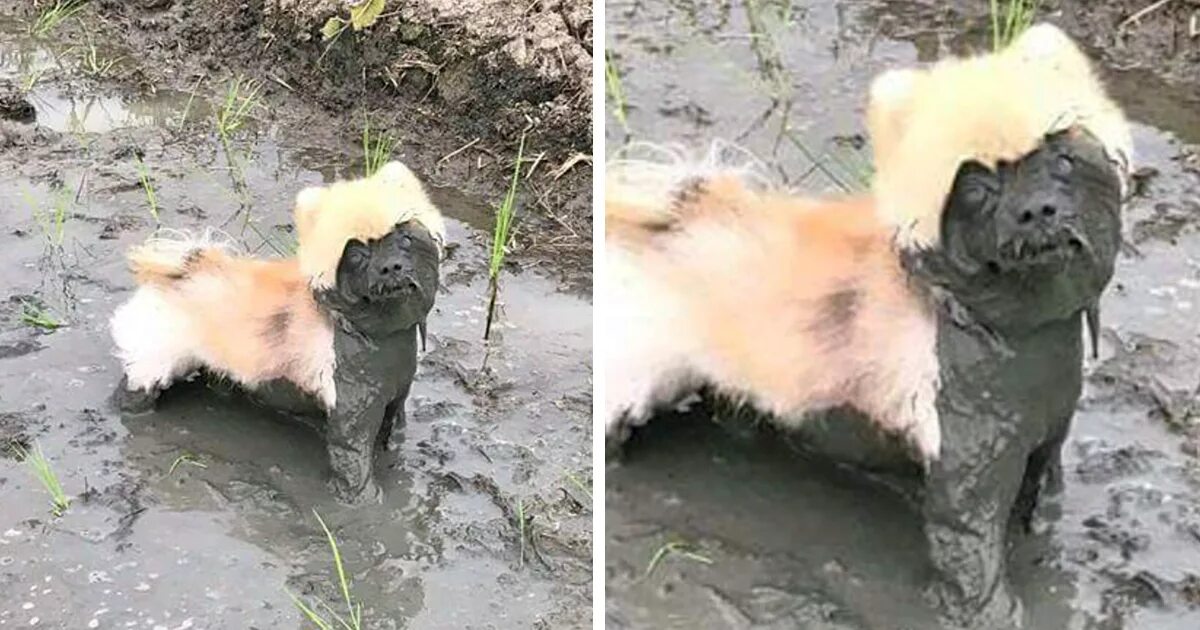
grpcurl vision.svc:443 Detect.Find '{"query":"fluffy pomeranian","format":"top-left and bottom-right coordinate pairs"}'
top-left (606, 24), bottom-right (1130, 626)
top-left (111, 161), bottom-right (445, 502)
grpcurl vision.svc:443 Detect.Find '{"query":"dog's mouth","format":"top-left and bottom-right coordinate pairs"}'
top-left (986, 227), bottom-right (1092, 274)
top-left (364, 276), bottom-right (421, 304)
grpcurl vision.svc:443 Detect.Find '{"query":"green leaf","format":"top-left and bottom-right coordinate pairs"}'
top-left (349, 0), bottom-right (386, 31)
top-left (321, 16), bottom-right (347, 41)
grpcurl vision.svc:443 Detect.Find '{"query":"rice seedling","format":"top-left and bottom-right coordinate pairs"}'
top-left (643, 540), bottom-right (713, 580)
top-left (605, 50), bottom-right (628, 131)
top-left (20, 301), bottom-right (63, 330)
top-left (483, 133), bottom-right (527, 340)
top-left (134, 154), bottom-right (160, 224)
top-left (361, 118), bottom-right (396, 177)
top-left (991, 0), bottom-right (1039, 51)
top-left (516, 497), bottom-right (527, 568)
top-left (286, 510), bottom-right (363, 630)
top-left (167, 453), bottom-right (207, 476)
top-left (30, 0), bottom-right (88, 37)
top-left (78, 27), bottom-right (119, 77)
top-left (19, 66), bottom-right (47, 93)
top-left (11, 441), bottom-right (71, 516)
top-left (215, 76), bottom-right (263, 140)
top-left (25, 184), bottom-right (72, 246)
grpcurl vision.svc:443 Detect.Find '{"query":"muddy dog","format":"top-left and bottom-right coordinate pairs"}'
top-left (110, 161), bottom-right (445, 503)
top-left (604, 25), bottom-right (1130, 627)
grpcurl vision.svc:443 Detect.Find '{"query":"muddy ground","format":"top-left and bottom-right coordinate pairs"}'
top-left (606, 1), bottom-right (1200, 628)
top-left (0, 1), bottom-right (591, 628)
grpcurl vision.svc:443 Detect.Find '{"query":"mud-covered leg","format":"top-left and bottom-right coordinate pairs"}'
top-left (923, 438), bottom-right (1028, 629)
top-left (326, 406), bottom-right (383, 503)
top-left (1014, 417), bottom-right (1071, 532)
top-left (379, 380), bottom-right (411, 452)
top-left (112, 374), bottom-right (162, 414)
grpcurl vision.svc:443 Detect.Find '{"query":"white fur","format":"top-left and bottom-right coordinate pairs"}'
top-left (111, 287), bottom-right (201, 392)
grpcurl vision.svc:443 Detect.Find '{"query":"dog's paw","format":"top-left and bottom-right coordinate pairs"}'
top-left (112, 376), bottom-right (160, 415)
top-left (926, 581), bottom-right (1024, 630)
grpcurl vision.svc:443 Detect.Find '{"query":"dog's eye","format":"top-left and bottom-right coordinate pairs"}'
top-left (958, 177), bottom-right (995, 210)
top-left (1053, 154), bottom-right (1074, 178)
top-left (344, 246), bottom-right (369, 268)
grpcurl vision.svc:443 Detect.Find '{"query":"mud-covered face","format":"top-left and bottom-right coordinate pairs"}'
top-left (316, 220), bottom-right (440, 335)
top-left (913, 128), bottom-right (1123, 332)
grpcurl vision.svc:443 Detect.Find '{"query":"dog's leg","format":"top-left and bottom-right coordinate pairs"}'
top-left (923, 435), bottom-right (1028, 629)
top-left (1013, 417), bottom-right (1071, 533)
top-left (379, 379), bottom-right (412, 452)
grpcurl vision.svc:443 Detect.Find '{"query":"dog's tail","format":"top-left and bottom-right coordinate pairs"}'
top-left (606, 142), bottom-right (769, 244)
top-left (127, 229), bottom-right (236, 286)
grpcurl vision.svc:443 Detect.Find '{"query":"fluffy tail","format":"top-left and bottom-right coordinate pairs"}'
top-left (127, 229), bottom-right (235, 286)
top-left (606, 143), bottom-right (769, 244)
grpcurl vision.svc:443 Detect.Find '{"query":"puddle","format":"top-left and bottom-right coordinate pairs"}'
top-left (0, 11), bottom-right (591, 629)
top-left (606, 1), bottom-right (1200, 628)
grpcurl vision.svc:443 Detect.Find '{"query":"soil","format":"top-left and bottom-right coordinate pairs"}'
top-left (606, 1), bottom-right (1200, 629)
top-left (0, 1), bottom-right (592, 628)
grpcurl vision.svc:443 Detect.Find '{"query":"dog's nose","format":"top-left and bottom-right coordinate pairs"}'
top-left (1000, 191), bottom-right (1070, 240)
top-left (377, 262), bottom-right (404, 276)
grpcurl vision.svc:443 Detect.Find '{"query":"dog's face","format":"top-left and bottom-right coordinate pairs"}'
top-left (294, 161), bottom-right (445, 335)
top-left (319, 219), bottom-right (440, 333)
top-left (868, 24), bottom-right (1131, 333)
top-left (934, 128), bottom-right (1122, 329)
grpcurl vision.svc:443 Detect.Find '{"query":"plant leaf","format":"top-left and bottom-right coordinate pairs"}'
top-left (349, 0), bottom-right (386, 30)
top-left (321, 16), bottom-right (347, 41)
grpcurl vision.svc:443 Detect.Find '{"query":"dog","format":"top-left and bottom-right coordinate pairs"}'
top-left (604, 24), bottom-right (1131, 627)
top-left (110, 161), bottom-right (445, 503)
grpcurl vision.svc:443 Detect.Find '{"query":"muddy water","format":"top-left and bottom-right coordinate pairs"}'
top-left (0, 16), bottom-right (591, 630)
top-left (606, 1), bottom-right (1200, 628)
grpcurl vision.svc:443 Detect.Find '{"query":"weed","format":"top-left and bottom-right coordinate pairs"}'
top-left (516, 497), bottom-right (527, 568)
top-left (20, 67), bottom-right (47, 93)
top-left (30, 0), bottom-right (88, 37)
top-left (605, 50), bottom-right (628, 131)
top-left (321, 0), bottom-right (387, 41)
top-left (991, 0), bottom-right (1039, 51)
top-left (11, 442), bottom-right (70, 516)
top-left (167, 453), bottom-right (207, 476)
top-left (215, 76), bottom-right (263, 139)
top-left (78, 27), bottom-right (119, 77)
top-left (134, 154), bottom-right (159, 224)
top-left (643, 540), bottom-right (713, 580)
top-left (287, 510), bottom-right (363, 630)
top-left (361, 118), bottom-right (396, 177)
top-left (565, 472), bottom-right (592, 501)
top-left (483, 133), bottom-right (526, 340)
top-left (20, 301), bottom-right (63, 330)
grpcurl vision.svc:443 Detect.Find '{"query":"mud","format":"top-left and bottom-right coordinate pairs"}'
top-left (0, 4), bottom-right (591, 628)
top-left (606, 1), bottom-right (1200, 628)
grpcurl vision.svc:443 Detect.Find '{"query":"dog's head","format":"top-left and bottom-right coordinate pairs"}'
top-left (295, 161), bottom-right (445, 334)
top-left (868, 24), bottom-right (1131, 333)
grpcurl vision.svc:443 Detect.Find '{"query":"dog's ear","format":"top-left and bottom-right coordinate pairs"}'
top-left (867, 68), bottom-right (923, 171)
top-left (294, 186), bottom-right (325, 246)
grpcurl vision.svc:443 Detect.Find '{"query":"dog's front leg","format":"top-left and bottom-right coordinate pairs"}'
top-left (379, 376), bottom-right (413, 452)
top-left (325, 360), bottom-right (387, 503)
top-left (922, 415), bottom-right (1028, 629)
top-left (1013, 415), bottom-right (1071, 533)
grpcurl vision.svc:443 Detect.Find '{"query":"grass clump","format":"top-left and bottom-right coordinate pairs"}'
top-left (79, 27), bottom-right (119, 77)
top-left (605, 50), bottom-right (628, 131)
top-left (991, 0), bottom-right (1039, 50)
top-left (20, 301), bottom-right (63, 330)
top-left (483, 133), bottom-right (527, 340)
top-left (30, 0), bottom-right (88, 37)
top-left (134, 154), bottom-right (160, 224)
top-left (11, 442), bottom-right (71, 516)
top-left (287, 510), bottom-right (363, 630)
top-left (643, 540), bottom-right (713, 580)
top-left (361, 119), bottom-right (396, 177)
top-left (215, 76), bottom-right (263, 140)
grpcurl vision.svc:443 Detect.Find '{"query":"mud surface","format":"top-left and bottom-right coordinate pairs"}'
top-left (606, 1), bottom-right (1200, 628)
top-left (0, 5), bottom-right (591, 628)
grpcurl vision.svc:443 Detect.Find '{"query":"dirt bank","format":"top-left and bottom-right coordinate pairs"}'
top-left (91, 0), bottom-right (594, 258)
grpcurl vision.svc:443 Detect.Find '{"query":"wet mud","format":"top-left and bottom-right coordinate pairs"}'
top-left (606, 1), bottom-right (1200, 628)
top-left (0, 4), bottom-right (591, 628)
